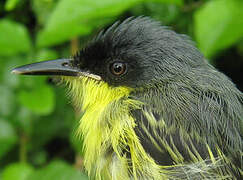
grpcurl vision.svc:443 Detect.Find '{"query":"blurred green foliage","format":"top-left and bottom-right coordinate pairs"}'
top-left (0, 0), bottom-right (242, 179)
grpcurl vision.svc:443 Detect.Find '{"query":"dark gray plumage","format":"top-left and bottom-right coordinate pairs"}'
top-left (73, 17), bottom-right (243, 178)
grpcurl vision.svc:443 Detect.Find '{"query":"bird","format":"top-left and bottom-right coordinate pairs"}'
top-left (12, 17), bottom-right (242, 180)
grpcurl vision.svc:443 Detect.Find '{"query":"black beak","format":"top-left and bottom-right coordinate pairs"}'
top-left (11, 58), bottom-right (101, 80)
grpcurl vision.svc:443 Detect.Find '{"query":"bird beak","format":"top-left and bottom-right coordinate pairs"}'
top-left (11, 58), bottom-right (102, 81)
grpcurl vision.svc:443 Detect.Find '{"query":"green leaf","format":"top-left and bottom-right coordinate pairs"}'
top-left (30, 150), bottom-right (47, 166)
top-left (36, 49), bottom-right (58, 60)
top-left (236, 40), bottom-right (243, 57)
top-left (30, 88), bottom-right (75, 150)
top-left (5, 0), bottom-right (19, 11)
top-left (27, 160), bottom-right (88, 180)
top-left (147, 0), bottom-right (183, 6)
top-left (32, 0), bottom-right (57, 26)
top-left (132, 2), bottom-right (180, 25)
top-left (1, 56), bottom-right (23, 88)
top-left (37, 0), bottom-right (142, 47)
top-left (16, 107), bottom-right (33, 135)
top-left (194, 0), bottom-right (243, 58)
top-left (0, 119), bottom-right (18, 159)
top-left (2, 163), bottom-right (34, 180)
top-left (0, 19), bottom-right (31, 56)
top-left (17, 85), bottom-right (55, 115)
top-left (0, 85), bottom-right (15, 117)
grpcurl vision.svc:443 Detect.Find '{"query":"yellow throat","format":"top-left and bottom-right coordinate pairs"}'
top-left (62, 77), bottom-right (161, 179)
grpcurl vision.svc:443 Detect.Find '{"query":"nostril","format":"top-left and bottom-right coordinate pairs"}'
top-left (62, 62), bottom-right (69, 67)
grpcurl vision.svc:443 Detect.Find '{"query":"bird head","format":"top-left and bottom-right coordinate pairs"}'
top-left (12, 17), bottom-right (205, 92)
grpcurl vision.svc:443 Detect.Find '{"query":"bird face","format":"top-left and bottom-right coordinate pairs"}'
top-left (12, 17), bottom-right (205, 90)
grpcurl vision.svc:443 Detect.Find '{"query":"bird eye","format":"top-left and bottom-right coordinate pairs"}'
top-left (110, 62), bottom-right (127, 76)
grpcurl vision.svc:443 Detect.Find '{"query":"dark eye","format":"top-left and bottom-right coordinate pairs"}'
top-left (110, 62), bottom-right (127, 76)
